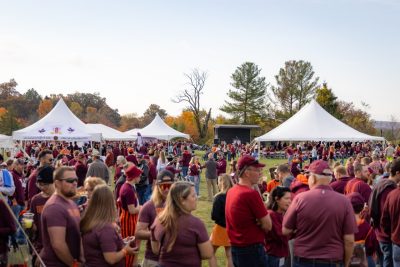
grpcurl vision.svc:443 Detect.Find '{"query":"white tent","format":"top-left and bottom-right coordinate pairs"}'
top-left (255, 99), bottom-right (385, 142)
top-left (87, 124), bottom-right (136, 141)
top-left (125, 128), bottom-right (142, 137)
top-left (137, 114), bottom-right (190, 140)
top-left (13, 98), bottom-right (102, 142)
top-left (0, 134), bottom-right (13, 148)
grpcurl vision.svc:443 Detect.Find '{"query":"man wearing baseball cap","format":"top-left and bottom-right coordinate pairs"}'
top-left (283, 160), bottom-right (357, 267)
top-left (225, 155), bottom-right (272, 267)
top-left (30, 166), bottom-right (55, 255)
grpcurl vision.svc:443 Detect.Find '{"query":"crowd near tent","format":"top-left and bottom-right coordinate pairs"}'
top-left (255, 99), bottom-right (385, 142)
top-left (12, 98), bottom-right (102, 142)
top-left (127, 114), bottom-right (189, 141)
top-left (87, 124), bottom-right (136, 141)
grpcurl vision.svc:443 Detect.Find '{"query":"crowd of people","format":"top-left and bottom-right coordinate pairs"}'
top-left (0, 139), bottom-right (399, 267)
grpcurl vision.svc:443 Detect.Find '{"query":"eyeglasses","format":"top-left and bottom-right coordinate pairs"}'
top-left (59, 178), bottom-right (78, 184)
top-left (159, 183), bottom-right (172, 190)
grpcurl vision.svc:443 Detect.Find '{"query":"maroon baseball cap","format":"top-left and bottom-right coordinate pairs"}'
top-left (307, 160), bottom-right (332, 175)
top-left (125, 165), bottom-right (142, 181)
top-left (346, 192), bottom-right (365, 207)
top-left (237, 155), bottom-right (265, 171)
top-left (165, 166), bottom-right (180, 174)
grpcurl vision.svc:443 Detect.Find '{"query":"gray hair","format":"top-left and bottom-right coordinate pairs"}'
top-left (116, 155), bottom-right (126, 165)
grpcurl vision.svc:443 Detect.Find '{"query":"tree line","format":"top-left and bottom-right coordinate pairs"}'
top-left (0, 59), bottom-right (380, 143)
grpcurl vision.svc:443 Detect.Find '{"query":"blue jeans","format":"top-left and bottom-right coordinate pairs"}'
top-left (393, 243), bottom-right (400, 267)
top-left (144, 184), bottom-right (152, 201)
top-left (136, 185), bottom-right (147, 205)
top-left (266, 254), bottom-right (281, 267)
top-left (380, 241), bottom-right (393, 267)
top-left (367, 255), bottom-right (376, 267)
top-left (188, 175), bottom-right (200, 196)
top-left (293, 257), bottom-right (343, 267)
top-left (231, 243), bottom-right (267, 267)
top-left (181, 166), bottom-right (189, 178)
top-left (11, 204), bottom-right (26, 244)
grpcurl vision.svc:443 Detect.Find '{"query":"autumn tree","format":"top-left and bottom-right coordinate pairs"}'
top-left (173, 69), bottom-right (211, 140)
top-left (220, 62), bottom-right (269, 124)
top-left (142, 104), bottom-right (167, 126)
top-left (315, 82), bottom-right (339, 117)
top-left (85, 107), bottom-right (98, 123)
top-left (165, 111), bottom-right (203, 141)
top-left (119, 113), bottom-right (142, 132)
top-left (0, 108), bottom-right (21, 135)
top-left (272, 60), bottom-right (319, 117)
top-left (337, 101), bottom-right (376, 134)
top-left (66, 92), bottom-right (120, 127)
top-left (0, 79), bottom-right (20, 98)
top-left (69, 102), bottom-right (83, 117)
top-left (37, 99), bottom-right (54, 118)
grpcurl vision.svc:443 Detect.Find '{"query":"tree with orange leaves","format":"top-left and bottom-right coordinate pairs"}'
top-left (37, 99), bottom-right (53, 118)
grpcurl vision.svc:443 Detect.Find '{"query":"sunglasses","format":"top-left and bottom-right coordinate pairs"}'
top-left (59, 178), bottom-right (78, 184)
top-left (159, 183), bottom-right (172, 190)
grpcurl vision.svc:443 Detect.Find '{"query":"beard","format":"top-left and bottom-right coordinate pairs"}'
top-left (62, 189), bottom-right (76, 198)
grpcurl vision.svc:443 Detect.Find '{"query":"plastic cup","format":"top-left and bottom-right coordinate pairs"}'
top-left (23, 213), bottom-right (34, 229)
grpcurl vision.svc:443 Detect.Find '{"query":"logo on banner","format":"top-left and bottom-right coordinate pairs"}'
top-left (50, 127), bottom-right (62, 135)
top-left (67, 127), bottom-right (75, 133)
top-left (38, 128), bottom-right (46, 134)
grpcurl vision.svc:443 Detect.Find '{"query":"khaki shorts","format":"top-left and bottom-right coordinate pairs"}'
top-left (142, 258), bottom-right (160, 267)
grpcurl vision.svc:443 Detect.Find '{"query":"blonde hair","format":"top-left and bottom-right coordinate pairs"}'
top-left (217, 174), bottom-right (233, 194)
top-left (80, 185), bottom-right (117, 233)
top-left (157, 181), bottom-right (194, 252)
top-left (84, 176), bottom-right (106, 191)
top-left (189, 156), bottom-right (197, 165)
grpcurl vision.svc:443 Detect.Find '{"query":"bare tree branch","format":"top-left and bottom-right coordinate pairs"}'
top-left (172, 68), bottom-right (210, 138)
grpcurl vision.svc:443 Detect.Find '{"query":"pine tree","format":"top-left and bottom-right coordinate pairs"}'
top-left (220, 62), bottom-right (268, 124)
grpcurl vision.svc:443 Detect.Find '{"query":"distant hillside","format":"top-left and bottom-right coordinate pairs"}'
top-left (373, 120), bottom-right (400, 130)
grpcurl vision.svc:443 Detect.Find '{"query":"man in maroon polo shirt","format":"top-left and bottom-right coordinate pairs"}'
top-left (283, 160), bottom-right (357, 267)
top-left (345, 163), bottom-right (372, 204)
top-left (225, 155), bottom-right (272, 267)
top-left (330, 165), bottom-right (352, 194)
top-left (369, 159), bottom-right (400, 267)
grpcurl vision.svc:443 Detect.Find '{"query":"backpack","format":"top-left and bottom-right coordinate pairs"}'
top-left (137, 163), bottom-right (149, 187)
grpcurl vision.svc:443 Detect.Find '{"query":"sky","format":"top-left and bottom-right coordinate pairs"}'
top-left (1, 0), bottom-right (399, 121)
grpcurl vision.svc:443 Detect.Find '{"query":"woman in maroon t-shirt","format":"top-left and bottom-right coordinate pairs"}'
top-left (150, 182), bottom-right (213, 267)
top-left (81, 185), bottom-right (138, 267)
top-left (265, 186), bottom-right (292, 267)
top-left (135, 169), bottom-right (175, 266)
top-left (188, 156), bottom-right (201, 196)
